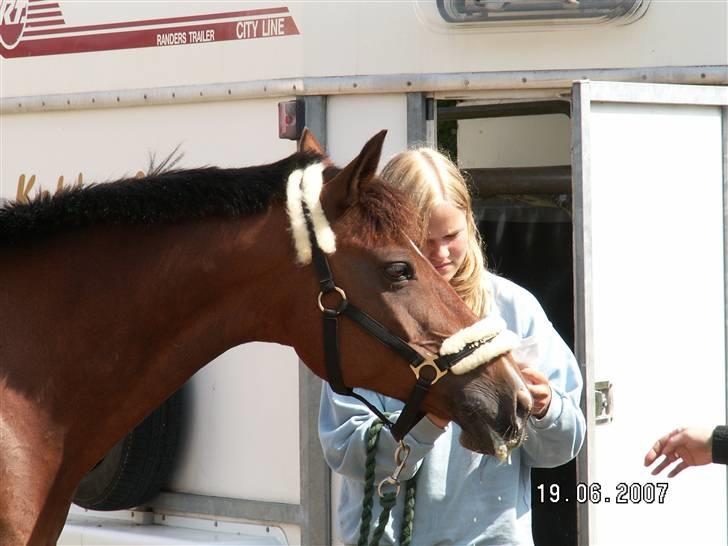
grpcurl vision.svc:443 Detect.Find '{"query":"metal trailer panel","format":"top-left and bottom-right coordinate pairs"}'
top-left (458, 111), bottom-right (571, 169)
top-left (325, 92), bottom-right (410, 545)
top-left (326, 94), bottom-right (407, 166)
top-left (572, 81), bottom-right (728, 546)
top-left (170, 343), bottom-right (301, 505)
top-left (0, 98), bottom-right (296, 199)
top-left (2, 2), bottom-right (727, 98)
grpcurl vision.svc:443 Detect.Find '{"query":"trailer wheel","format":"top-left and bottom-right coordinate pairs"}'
top-left (72, 390), bottom-right (183, 511)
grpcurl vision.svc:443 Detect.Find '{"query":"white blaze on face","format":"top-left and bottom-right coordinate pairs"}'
top-left (440, 315), bottom-right (521, 375)
top-left (285, 162), bottom-right (335, 264)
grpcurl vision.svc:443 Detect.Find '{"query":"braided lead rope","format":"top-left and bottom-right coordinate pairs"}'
top-left (358, 419), bottom-right (420, 546)
top-left (369, 491), bottom-right (397, 546)
top-left (399, 476), bottom-right (418, 546)
top-left (358, 420), bottom-right (386, 546)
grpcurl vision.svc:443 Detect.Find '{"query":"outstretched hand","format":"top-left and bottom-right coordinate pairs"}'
top-left (644, 427), bottom-right (713, 477)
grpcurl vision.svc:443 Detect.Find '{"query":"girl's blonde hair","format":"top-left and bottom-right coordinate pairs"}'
top-left (380, 148), bottom-right (490, 317)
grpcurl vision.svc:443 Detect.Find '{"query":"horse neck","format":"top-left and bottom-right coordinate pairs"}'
top-left (0, 205), bottom-right (320, 544)
top-left (2, 205), bottom-right (307, 457)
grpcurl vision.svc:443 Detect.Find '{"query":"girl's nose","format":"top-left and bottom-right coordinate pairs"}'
top-left (429, 243), bottom-right (448, 261)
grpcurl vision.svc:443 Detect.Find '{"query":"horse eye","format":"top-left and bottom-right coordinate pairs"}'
top-left (384, 262), bottom-right (413, 282)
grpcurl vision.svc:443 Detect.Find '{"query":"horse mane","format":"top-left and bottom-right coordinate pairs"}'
top-left (0, 151), bottom-right (324, 247)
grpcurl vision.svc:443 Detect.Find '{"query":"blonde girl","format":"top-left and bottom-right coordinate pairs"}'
top-left (319, 148), bottom-right (585, 546)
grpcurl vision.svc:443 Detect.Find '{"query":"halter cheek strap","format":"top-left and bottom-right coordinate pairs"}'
top-left (292, 164), bottom-right (512, 442)
top-left (305, 201), bottom-right (488, 441)
top-left (306, 206), bottom-right (422, 430)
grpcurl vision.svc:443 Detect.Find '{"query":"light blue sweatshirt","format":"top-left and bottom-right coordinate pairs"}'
top-left (318, 273), bottom-right (586, 546)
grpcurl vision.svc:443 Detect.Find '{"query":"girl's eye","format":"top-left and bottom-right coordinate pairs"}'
top-left (384, 262), bottom-right (413, 282)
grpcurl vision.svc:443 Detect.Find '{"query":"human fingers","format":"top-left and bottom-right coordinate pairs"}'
top-left (644, 429), bottom-right (681, 466)
top-left (517, 369), bottom-right (551, 418)
top-left (650, 453), bottom-right (677, 476)
top-left (668, 460), bottom-right (690, 478)
top-left (519, 367), bottom-right (548, 386)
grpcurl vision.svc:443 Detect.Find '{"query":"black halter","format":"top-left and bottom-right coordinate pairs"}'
top-left (303, 204), bottom-right (485, 441)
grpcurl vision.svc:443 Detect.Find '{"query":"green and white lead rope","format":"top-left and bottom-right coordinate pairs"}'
top-left (357, 419), bottom-right (419, 546)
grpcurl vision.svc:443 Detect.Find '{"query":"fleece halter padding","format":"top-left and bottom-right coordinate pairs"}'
top-left (286, 162), bottom-right (335, 264)
top-left (441, 315), bottom-right (520, 375)
top-left (285, 162), bottom-right (520, 375)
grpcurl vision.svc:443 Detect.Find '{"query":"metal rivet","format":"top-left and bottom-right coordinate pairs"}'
top-left (172, 92), bottom-right (176, 98)
top-left (228, 89), bottom-right (232, 94)
top-left (353, 82), bottom-right (358, 88)
top-left (521, 77), bottom-right (527, 83)
top-left (701, 73), bottom-right (706, 79)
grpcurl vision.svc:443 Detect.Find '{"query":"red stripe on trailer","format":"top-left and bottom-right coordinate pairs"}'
top-left (2, 16), bottom-right (300, 58)
top-left (22, 7), bottom-right (289, 37)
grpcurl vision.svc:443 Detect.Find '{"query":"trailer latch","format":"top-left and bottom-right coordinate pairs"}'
top-left (594, 380), bottom-right (613, 424)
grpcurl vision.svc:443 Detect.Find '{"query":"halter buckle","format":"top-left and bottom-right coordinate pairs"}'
top-left (317, 286), bottom-right (348, 316)
top-left (410, 356), bottom-right (448, 385)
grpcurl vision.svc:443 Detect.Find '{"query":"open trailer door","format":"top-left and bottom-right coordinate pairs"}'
top-left (572, 81), bottom-right (728, 546)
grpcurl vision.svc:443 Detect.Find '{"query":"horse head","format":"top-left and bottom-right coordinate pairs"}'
top-left (287, 130), bottom-right (532, 457)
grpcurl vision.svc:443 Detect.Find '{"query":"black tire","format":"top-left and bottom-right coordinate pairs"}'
top-left (73, 389), bottom-right (183, 511)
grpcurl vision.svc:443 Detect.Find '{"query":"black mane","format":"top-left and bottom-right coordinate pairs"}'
top-left (0, 151), bottom-right (323, 247)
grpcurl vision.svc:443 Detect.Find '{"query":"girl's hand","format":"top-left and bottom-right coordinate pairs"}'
top-left (517, 365), bottom-right (552, 419)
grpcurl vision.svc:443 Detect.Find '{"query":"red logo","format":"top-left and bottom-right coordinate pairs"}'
top-left (1, 2), bottom-right (298, 59)
top-left (0, 0), bottom-right (29, 49)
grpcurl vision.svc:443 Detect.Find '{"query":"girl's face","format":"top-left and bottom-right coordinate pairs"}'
top-left (425, 202), bottom-right (468, 283)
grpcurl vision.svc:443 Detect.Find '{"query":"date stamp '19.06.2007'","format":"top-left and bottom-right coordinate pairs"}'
top-left (536, 482), bottom-right (669, 505)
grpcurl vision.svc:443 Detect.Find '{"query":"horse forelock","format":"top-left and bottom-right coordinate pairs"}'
top-left (285, 169), bottom-right (421, 264)
top-left (347, 182), bottom-right (423, 248)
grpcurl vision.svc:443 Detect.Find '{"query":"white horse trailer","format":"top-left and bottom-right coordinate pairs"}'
top-left (1, 1), bottom-right (727, 544)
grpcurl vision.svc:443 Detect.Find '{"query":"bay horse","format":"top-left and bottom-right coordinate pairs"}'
top-left (0, 130), bottom-right (531, 545)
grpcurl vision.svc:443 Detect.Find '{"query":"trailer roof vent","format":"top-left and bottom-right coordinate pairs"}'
top-left (431, 0), bottom-right (649, 26)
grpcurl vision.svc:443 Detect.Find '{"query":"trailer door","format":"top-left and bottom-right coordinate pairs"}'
top-left (572, 81), bottom-right (728, 546)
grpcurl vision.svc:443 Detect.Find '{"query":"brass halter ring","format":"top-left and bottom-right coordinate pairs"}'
top-left (410, 355), bottom-right (448, 385)
top-left (317, 286), bottom-right (348, 316)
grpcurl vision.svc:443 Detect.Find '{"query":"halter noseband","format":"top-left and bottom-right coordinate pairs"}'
top-left (302, 202), bottom-right (489, 442)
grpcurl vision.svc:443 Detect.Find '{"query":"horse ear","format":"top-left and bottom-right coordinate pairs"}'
top-left (321, 130), bottom-right (387, 219)
top-left (298, 127), bottom-right (325, 155)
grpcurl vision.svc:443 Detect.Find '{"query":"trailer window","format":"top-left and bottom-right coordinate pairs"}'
top-left (429, 0), bottom-right (649, 26)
